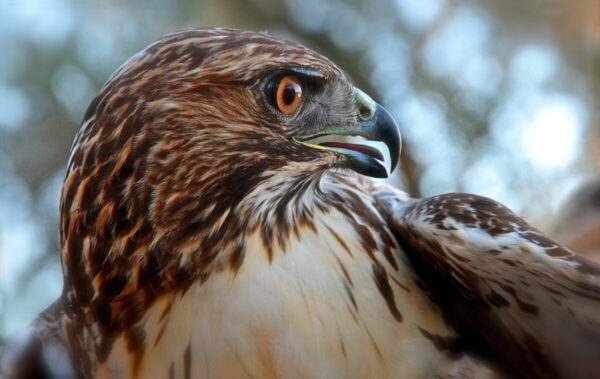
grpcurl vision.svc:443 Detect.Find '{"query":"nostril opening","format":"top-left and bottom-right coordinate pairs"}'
top-left (359, 105), bottom-right (373, 120)
top-left (354, 87), bottom-right (376, 121)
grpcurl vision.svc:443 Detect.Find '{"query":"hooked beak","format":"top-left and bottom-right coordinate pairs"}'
top-left (293, 88), bottom-right (401, 178)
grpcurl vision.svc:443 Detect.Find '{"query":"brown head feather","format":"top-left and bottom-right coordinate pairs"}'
top-left (58, 28), bottom-right (359, 372)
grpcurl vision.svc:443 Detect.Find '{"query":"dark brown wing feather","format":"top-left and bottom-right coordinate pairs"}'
top-left (370, 182), bottom-right (600, 379)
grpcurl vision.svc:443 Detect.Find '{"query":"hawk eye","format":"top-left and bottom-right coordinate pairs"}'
top-left (273, 75), bottom-right (303, 115)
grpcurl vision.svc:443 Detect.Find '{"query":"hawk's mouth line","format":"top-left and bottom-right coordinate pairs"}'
top-left (294, 134), bottom-right (392, 175)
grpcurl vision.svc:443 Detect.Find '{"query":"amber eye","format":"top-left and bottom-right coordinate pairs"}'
top-left (274, 75), bottom-right (303, 115)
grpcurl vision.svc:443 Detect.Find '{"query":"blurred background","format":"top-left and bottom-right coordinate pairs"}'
top-left (0, 0), bottom-right (598, 335)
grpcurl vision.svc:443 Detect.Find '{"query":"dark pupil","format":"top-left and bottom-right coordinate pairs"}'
top-left (282, 84), bottom-right (296, 105)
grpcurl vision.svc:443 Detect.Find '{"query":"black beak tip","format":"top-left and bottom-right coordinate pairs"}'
top-left (360, 103), bottom-right (402, 174)
top-left (376, 104), bottom-right (401, 173)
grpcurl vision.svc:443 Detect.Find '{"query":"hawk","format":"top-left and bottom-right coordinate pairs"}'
top-left (1, 28), bottom-right (599, 379)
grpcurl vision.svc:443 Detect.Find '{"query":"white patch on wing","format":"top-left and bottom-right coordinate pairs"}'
top-left (404, 203), bottom-right (581, 274)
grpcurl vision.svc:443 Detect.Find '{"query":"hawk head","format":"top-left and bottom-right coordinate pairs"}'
top-left (58, 28), bottom-right (400, 368)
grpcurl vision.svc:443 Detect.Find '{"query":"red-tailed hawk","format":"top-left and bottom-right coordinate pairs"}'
top-left (1, 28), bottom-right (599, 379)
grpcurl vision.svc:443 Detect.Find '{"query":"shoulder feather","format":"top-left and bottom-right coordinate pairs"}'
top-left (371, 183), bottom-right (600, 379)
